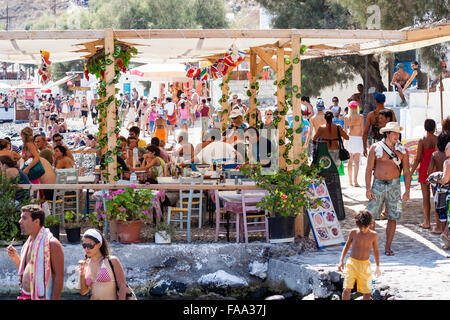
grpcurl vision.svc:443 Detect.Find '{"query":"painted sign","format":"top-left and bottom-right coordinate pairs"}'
top-left (306, 181), bottom-right (345, 250)
top-left (402, 139), bottom-right (419, 182)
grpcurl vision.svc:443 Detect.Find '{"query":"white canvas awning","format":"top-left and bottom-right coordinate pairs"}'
top-left (0, 23), bottom-right (447, 65)
top-left (130, 63), bottom-right (189, 81)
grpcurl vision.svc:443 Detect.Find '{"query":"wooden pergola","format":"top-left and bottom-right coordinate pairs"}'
top-left (2, 25), bottom-right (450, 233)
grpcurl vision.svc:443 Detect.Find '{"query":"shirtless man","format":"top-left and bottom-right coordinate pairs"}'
top-left (7, 205), bottom-right (64, 300)
top-left (362, 93), bottom-right (396, 157)
top-left (365, 122), bottom-right (411, 256)
top-left (391, 63), bottom-right (410, 106)
top-left (347, 84), bottom-right (364, 108)
top-left (338, 210), bottom-right (381, 300)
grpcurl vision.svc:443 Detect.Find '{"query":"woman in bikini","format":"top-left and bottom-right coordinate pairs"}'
top-left (153, 110), bottom-right (168, 143)
top-left (53, 145), bottom-right (76, 169)
top-left (130, 144), bottom-right (165, 184)
top-left (80, 96), bottom-right (89, 128)
top-left (344, 101), bottom-right (364, 186)
top-left (411, 119), bottom-right (438, 230)
top-left (78, 229), bottom-right (128, 300)
top-left (313, 111), bottom-right (349, 169)
top-left (20, 127), bottom-right (44, 184)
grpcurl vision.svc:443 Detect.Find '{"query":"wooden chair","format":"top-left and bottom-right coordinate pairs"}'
top-left (47, 168), bottom-right (80, 227)
top-left (241, 189), bottom-right (269, 243)
top-left (167, 177), bottom-right (203, 243)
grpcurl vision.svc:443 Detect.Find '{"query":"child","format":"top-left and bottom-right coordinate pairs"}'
top-left (338, 210), bottom-right (381, 300)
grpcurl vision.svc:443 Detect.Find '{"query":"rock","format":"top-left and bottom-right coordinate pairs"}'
top-left (350, 292), bottom-right (363, 300)
top-left (248, 261), bottom-right (268, 279)
top-left (331, 294), bottom-right (340, 300)
top-left (371, 289), bottom-right (382, 300)
top-left (265, 294), bottom-right (285, 300)
top-left (162, 257), bottom-right (178, 268)
top-left (302, 293), bottom-right (315, 300)
top-left (150, 279), bottom-right (186, 296)
top-left (329, 271), bottom-right (342, 283)
top-left (197, 292), bottom-right (235, 300)
top-left (198, 270), bottom-right (248, 287)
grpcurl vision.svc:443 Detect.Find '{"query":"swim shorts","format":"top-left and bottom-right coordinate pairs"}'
top-left (343, 257), bottom-right (372, 294)
top-left (367, 177), bottom-right (402, 221)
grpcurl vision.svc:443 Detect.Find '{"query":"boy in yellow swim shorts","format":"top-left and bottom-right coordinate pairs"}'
top-left (338, 210), bottom-right (381, 300)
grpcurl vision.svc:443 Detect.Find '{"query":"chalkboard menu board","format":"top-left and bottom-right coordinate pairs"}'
top-left (319, 171), bottom-right (346, 221)
top-left (306, 182), bottom-right (346, 250)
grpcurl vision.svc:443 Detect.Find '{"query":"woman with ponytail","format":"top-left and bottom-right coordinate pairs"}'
top-left (313, 110), bottom-right (349, 169)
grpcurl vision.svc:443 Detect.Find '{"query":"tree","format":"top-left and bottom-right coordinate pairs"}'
top-left (256, 0), bottom-right (359, 97)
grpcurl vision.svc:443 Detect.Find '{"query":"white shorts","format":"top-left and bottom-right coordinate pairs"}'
top-left (344, 136), bottom-right (363, 154)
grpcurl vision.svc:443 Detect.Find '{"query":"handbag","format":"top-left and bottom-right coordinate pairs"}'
top-left (108, 258), bottom-right (137, 300)
top-left (336, 126), bottom-right (350, 161)
top-left (22, 159), bottom-right (45, 181)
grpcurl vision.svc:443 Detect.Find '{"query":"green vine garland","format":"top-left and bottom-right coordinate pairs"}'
top-left (272, 43), bottom-right (307, 166)
top-left (86, 40), bottom-right (138, 182)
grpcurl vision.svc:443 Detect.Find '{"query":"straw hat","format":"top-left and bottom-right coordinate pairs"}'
top-left (380, 122), bottom-right (403, 134)
top-left (229, 108), bottom-right (243, 119)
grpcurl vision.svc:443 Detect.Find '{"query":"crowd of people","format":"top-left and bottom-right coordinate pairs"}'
top-left (1, 73), bottom-right (450, 301)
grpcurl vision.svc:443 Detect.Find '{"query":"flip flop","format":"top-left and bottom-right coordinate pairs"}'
top-left (430, 229), bottom-right (442, 234)
top-left (440, 234), bottom-right (450, 247)
top-left (384, 250), bottom-right (395, 256)
top-left (354, 183), bottom-right (360, 187)
top-left (419, 223), bottom-right (431, 229)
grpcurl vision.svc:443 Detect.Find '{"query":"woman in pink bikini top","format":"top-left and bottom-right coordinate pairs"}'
top-left (78, 229), bottom-right (128, 300)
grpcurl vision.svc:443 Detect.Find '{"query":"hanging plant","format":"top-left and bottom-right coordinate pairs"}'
top-left (86, 40), bottom-right (138, 182)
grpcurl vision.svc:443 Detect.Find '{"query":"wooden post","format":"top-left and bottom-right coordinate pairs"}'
top-left (439, 74), bottom-right (444, 123)
top-left (291, 34), bottom-right (305, 237)
top-left (276, 47), bottom-right (286, 170)
top-left (104, 29), bottom-right (118, 241)
top-left (221, 70), bottom-right (232, 133)
top-left (249, 49), bottom-right (258, 127)
top-left (104, 29), bottom-right (117, 183)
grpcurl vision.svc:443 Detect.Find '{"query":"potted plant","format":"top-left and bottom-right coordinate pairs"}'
top-left (44, 215), bottom-right (61, 240)
top-left (152, 221), bottom-right (176, 244)
top-left (239, 156), bottom-right (322, 243)
top-left (64, 210), bottom-right (82, 244)
top-left (103, 185), bottom-right (154, 244)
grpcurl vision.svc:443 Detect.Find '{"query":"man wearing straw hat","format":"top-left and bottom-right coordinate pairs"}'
top-left (365, 122), bottom-right (411, 256)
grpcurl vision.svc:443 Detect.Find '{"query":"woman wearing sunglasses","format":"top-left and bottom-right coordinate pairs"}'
top-left (78, 229), bottom-right (128, 300)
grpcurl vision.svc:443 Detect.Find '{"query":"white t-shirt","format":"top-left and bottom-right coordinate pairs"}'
top-left (196, 141), bottom-right (236, 164)
top-left (164, 102), bottom-right (175, 116)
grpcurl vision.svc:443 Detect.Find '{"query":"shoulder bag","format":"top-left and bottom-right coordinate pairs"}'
top-left (108, 258), bottom-right (137, 300)
top-left (336, 126), bottom-right (350, 161)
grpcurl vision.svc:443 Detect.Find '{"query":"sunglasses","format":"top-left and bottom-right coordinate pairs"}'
top-left (54, 139), bottom-right (62, 142)
top-left (266, 113), bottom-right (273, 115)
top-left (82, 242), bottom-right (96, 249)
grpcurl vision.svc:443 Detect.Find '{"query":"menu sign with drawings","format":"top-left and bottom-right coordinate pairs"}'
top-left (306, 181), bottom-right (345, 249)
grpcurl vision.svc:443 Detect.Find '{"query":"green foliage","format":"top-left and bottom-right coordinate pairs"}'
top-left (103, 186), bottom-right (155, 223)
top-left (0, 172), bottom-right (31, 241)
top-left (31, 0), bottom-right (228, 30)
top-left (152, 221), bottom-right (176, 240)
top-left (239, 159), bottom-right (323, 218)
top-left (44, 215), bottom-right (61, 227)
top-left (64, 210), bottom-right (82, 228)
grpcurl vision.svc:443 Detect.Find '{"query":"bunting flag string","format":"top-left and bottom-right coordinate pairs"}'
top-left (185, 44), bottom-right (245, 81)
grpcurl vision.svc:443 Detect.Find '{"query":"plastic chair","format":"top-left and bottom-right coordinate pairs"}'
top-left (241, 189), bottom-right (269, 243)
top-left (167, 177), bottom-right (204, 243)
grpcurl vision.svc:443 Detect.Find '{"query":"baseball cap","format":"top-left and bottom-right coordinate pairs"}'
top-left (316, 98), bottom-right (325, 110)
top-left (348, 101), bottom-right (359, 109)
top-left (374, 92), bottom-right (386, 103)
top-left (229, 108), bottom-right (243, 119)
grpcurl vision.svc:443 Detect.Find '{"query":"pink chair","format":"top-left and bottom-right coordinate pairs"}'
top-left (241, 189), bottom-right (269, 243)
top-left (214, 190), bottom-right (243, 242)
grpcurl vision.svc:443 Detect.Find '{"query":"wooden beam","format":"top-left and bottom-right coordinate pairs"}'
top-left (276, 47), bottom-right (286, 170)
top-left (249, 48), bottom-right (258, 127)
top-left (0, 28), bottom-right (407, 41)
top-left (252, 47), bottom-right (277, 70)
top-left (18, 184), bottom-right (262, 191)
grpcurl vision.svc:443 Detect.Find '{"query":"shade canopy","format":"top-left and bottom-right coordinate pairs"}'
top-left (130, 63), bottom-right (189, 81)
top-left (14, 81), bottom-right (41, 89)
top-left (0, 23), bottom-right (447, 65)
top-left (0, 82), bottom-right (11, 89)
